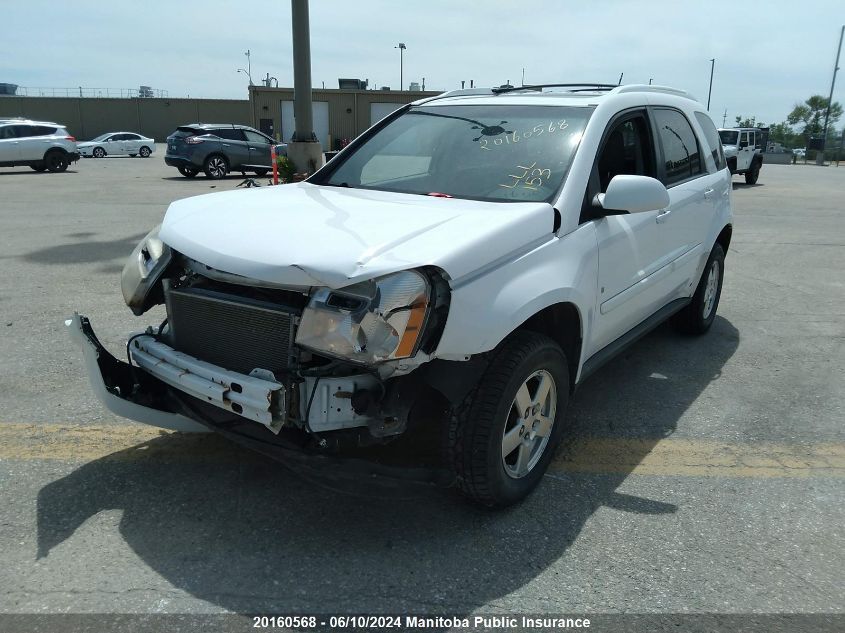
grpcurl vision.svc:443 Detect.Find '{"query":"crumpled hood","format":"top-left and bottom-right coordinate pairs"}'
top-left (159, 182), bottom-right (555, 288)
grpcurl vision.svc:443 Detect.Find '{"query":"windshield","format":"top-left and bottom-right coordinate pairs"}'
top-left (319, 104), bottom-right (593, 202)
top-left (91, 133), bottom-right (111, 141)
top-left (718, 130), bottom-right (739, 145)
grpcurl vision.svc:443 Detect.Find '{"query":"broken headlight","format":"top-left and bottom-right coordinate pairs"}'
top-left (295, 270), bottom-right (431, 364)
top-left (121, 225), bottom-right (172, 316)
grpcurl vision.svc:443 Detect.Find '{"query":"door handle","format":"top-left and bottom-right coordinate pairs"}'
top-left (655, 208), bottom-right (672, 223)
top-left (704, 188), bottom-right (714, 199)
top-left (222, 143), bottom-right (230, 147)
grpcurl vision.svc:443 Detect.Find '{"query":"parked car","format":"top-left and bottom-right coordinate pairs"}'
top-left (0, 118), bottom-right (79, 172)
top-left (69, 83), bottom-right (732, 507)
top-left (78, 132), bottom-right (155, 158)
top-left (164, 123), bottom-right (276, 179)
top-left (792, 147), bottom-right (806, 157)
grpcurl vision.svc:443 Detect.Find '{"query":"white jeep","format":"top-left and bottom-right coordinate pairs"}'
top-left (718, 127), bottom-right (763, 184)
top-left (69, 83), bottom-right (733, 507)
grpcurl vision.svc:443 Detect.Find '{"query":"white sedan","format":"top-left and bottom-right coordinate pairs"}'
top-left (78, 132), bottom-right (155, 158)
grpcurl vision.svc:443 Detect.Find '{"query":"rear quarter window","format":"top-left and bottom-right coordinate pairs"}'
top-left (694, 112), bottom-right (727, 172)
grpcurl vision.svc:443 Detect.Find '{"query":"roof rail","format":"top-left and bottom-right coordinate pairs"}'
top-left (492, 83), bottom-right (617, 94)
top-left (415, 88), bottom-right (496, 104)
top-left (614, 84), bottom-right (696, 100)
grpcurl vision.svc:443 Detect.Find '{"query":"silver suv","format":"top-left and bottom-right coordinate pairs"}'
top-left (0, 118), bottom-right (80, 172)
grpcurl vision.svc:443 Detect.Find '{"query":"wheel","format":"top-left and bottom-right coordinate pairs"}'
top-left (139, 146), bottom-right (151, 158)
top-left (129, 154), bottom-right (137, 158)
top-left (44, 151), bottom-right (69, 172)
top-left (203, 155), bottom-right (228, 179)
top-left (178, 166), bottom-right (199, 178)
top-left (744, 162), bottom-right (760, 184)
top-left (30, 164), bottom-right (47, 172)
top-left (445, 331), bottom-right (569, 507)
top-left (674, 243), bottom-right (725, 335)
top-left (253, 169), bottom-right (269, 177)
top-left (93, 147), bottom-right (105, 158)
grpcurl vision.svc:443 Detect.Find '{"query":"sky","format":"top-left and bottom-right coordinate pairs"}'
top-left (2, 0), bottom-right (843, 128)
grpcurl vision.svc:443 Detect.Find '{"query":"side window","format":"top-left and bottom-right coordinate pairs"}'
top-left (653, 109), bottom-right (702, 186)
top-left (212, 128), bottom-right (246, 141)
top-left (124, 133), bottom-right (140, 140)
top-left (244, 130), bottom-right (269, 144)
top-left (596, 115), bottom-right (655, 193)
top-left (0, 125), bottom-right (15, 139)
top-left (27, 125), bottom-right (57, 136)
top-left (694, 112), bottom-right (726, 172)
top-left (749, 131), bottom-right (756, 148)
top-left (739, 132), bottom-right (749, 148)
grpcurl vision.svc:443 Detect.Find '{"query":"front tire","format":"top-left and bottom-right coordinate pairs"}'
top-left (446, 331), bottom-right (569, 507)
top-left (44, 150), bottom-right (69, 172)
top-left (203, 155), bottom-right (228, 179)
top-left (674, 243), bottom-right (725, 335)
top-left (93, 147), bottom-right (106, 158)
top-left (139, 146), bottom-right (151, 158)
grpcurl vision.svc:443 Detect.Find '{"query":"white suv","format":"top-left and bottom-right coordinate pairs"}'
top-left (0, 118), bottom-right (80, 172)
top-left (68, 83), bottom-right (732, 507)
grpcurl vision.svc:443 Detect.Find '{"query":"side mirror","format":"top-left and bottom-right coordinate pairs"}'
top-left (592, 175), bottom-right (670, 216)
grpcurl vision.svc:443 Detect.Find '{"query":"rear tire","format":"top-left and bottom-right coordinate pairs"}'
top-left (93, 147), bottom-right (106, 158)
top-left (178, 166), bottom-right (199, 178)
top-left (744, 161), bottom-right (760, 184)
top-left (673, 243), bottom-right (725, 335)
top-left (203, 155), bottom-right (228, 179)
top-left (44, 150), bottom-right (69, 173)
top-left (445, 331), bottom-right (569, 508)
top-left (139, 146), bottom-right (151, 158)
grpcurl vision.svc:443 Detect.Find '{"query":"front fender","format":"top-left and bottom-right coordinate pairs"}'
top-left (434, 223), bottom-right (597, 365)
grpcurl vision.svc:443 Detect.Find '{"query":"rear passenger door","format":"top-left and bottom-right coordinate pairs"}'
top-left (650, 108), bottom-right (713, 298)
top-left (211, 128), bottom-right (250, 169)
top-left (122, 133), bottom-right (142, 154)
top-left (243, 130), bottom-right (273, 168)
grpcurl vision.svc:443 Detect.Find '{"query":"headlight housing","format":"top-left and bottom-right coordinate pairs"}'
top-left (295, 270), bottom-right (431, 364)
top-left (121, 225), bottom-right (172, 316)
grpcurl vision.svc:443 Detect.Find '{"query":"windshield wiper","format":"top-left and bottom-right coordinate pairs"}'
top-left (324, 181), bottom-right (354, 188)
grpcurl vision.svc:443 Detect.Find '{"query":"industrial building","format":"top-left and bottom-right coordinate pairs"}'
top-left (0, 83), bottom-right (438, 147)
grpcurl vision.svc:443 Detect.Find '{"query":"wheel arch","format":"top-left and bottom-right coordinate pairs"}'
top-left (716, 223), bottom-right (732, 254)
top-left (516, 301), bottom-right (582, 393)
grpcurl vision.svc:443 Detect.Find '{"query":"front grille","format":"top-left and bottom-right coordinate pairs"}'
top-left (164, 285), bottom-right (298, 375)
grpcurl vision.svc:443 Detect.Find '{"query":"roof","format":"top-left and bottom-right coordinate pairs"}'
top-left (0, 117), bottom-right (62, 126)
top-left (415, 84), bottom-right (698, 108)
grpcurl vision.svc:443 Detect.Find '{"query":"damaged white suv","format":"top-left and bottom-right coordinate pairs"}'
top-left (68, 84), bottom-right (732, 507)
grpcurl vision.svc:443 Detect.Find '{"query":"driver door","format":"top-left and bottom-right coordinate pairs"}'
top-left (586, 110), bottom-right (684, 357)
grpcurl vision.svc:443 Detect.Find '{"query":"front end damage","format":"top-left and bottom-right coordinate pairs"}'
top-left (67, 253), bottom-right (483, 486)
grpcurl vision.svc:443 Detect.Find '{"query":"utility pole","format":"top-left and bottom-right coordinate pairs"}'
top-left (245, 50), bottom-right (253, 85)
top-left (722, 109), bottom-right (728, 127)
top-left (819, 25), bottom-right (844, 164)
top-left (707, 58), bottom-right (715, 111)
top-left (618, 72), bottom-right (623, 85)
top-left (289, 0), bottom-right (323, 172)
top-left (395, 43), bottom-right (406, 90)
top-left (648, 78), bottom-right (653, 85)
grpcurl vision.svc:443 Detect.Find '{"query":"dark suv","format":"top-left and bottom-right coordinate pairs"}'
top-left (165, 123), bottom-right (278, 179)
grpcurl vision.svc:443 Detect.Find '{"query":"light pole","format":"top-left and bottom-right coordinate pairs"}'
top-left (820, 25), bottom-right (844, 163)
top-left (395, 43), bottom-right (406, 90)
top-left (707, 58), bottom-right (715, 111)
top-left (237, 68), bottom-right (253, 86)
top-left (245, 49), bottom-right (253, 85)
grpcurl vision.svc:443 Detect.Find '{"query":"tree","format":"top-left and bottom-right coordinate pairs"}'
top-left (734, 115), bottom-right (756, 127)
top-left (787, 95), bottom-right (843, 139)
top-left (767, 121), bottom-right (798, 147)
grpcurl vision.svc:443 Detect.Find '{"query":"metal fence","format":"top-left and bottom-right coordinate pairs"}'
top-left (11, 86), bottom-right (170, 99)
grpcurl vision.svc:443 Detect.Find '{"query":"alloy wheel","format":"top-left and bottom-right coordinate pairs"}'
top-left (501, 369), bottom-right (557, 478)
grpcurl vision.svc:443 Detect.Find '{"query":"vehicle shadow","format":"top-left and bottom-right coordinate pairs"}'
top-left (732, 182), bottom-right (764, 189)
top-left (0, 170), bottom-right (79, 176)
top-left (36, 317), bottom-right (739, 618)
top-left (19, 233), bottom-right (145, 265)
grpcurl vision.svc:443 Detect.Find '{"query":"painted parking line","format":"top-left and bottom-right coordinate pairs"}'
top-left (1, 423), bottom-right (843, 478)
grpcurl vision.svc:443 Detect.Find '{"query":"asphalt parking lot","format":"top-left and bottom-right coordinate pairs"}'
top-left (0, 152), bottom-right (843, 621)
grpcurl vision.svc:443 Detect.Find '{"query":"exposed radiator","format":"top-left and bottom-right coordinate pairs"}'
top-left (164, 285), bottom-right (298, 376)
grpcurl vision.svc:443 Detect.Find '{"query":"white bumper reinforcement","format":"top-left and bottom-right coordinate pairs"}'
top-left (129, 335), bottom-right (285, 433)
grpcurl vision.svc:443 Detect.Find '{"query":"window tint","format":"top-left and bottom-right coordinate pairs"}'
top-left (211, 128), bottom-right (246, 141)
top-left (694, 112), bottom-right (726, 172)
top-left (596, 116), bottom-right (655, 192)
top-left (28, 125), bottom-right (58, 136)
top-left (653, 109), bottom-right (702, 185)
top-left (244, 130), bottom-right (269, 144)
top-left (123, 133), bottom-right (140, 140)
top-left (0, 125), bottom-right (21, 139)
